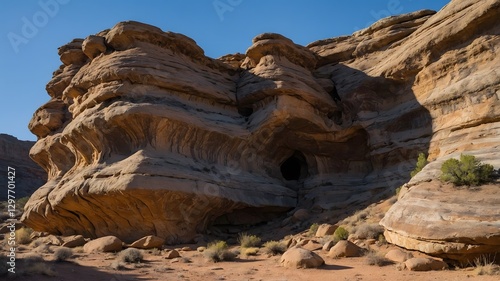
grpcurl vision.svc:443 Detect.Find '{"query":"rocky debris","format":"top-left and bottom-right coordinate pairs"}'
top-left (83, 236), bottom-right (123, 253)
top-left (315, 224), bottom-right (338, 237)
top-left (380, 181), bottom-right (500, 263)
top-left (404, 257), bottom-right (448, 271)
top-left (328, 240), bottom-right (364, 258)
top-left (22, 0), bottom-right (500, 248)
top-left (39, 234), bottom-right (63, 246)
top-left (128, 235), bottom-right (164, 249)
top-left (279, 247), bottom-right (324, 269)
top-left (82, 35), bottom-right (107, 59)
top-left (385, 248), bottom-right (413, 263)
top-left (0, 134), bottom-right (46, 201)
top-left (61, 235), bottom-right (86, 248)
top-left (164, 249), bottom-right (180, 259)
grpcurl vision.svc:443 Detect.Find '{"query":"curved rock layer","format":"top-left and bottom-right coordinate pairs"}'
top-left (380, 181), bottom-right (500, 264)
top-left (22, 0), bottom-right (499, 245)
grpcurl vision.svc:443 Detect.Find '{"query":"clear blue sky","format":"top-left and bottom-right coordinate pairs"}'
top-left (1, 0), bottom-right (449, 141)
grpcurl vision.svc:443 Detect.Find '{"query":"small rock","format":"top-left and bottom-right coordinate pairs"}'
top-left (365, 238), bottom-right (376, 245)
top-left (181, 246), bottom-right (192, 251)
top-left (328, 240), bottom-right (364, 258)
top-left (197, 246), bottom-right (206, 252)
top-left (405, 257), bottom-right (448, 271)
top-left (129, 235), bottom-right (164, 249)
top-left (83, 236), bottom-right (122, 253)
top-left (40, 235), bottom-right (63, 246)
top-left (280, 247), bottom-right (324, 269)
top-left (301, 240), bottom-right (322, 251)
top-left (61, 235), bottom-right (86, 248)
top-left (315, 224), bottom-right (338, 237)
top-left (322, 240), bottom-right (335, 252)
top-left (385, 249), bottom-right (413, 263)
top-left (164, 249), bottom-right (180, 259)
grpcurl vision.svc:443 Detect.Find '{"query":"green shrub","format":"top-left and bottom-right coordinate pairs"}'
top-left (307, 223), bottom-right (319, 237)
top-left (410, 153), bottom-right (428, 177)
top-left (262, 241), bottom-right (287, 256)
top-left (441, 154), bottom-right (494, 186)
top-left (238, 233), bottom-right (261, 248)
top-left (204, 241), bottom-right (236, 262)
top-left (333, 226), bottom-right (349, 241)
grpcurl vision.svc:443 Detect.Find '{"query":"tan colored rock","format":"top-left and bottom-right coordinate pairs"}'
top-left (196, 246), bottom-right (206, 252)
top-left (404, 258), bottom-right (448, 271)
top-left (385, 249), bottom-right (413, 263)
top-left (22, 0), bottom-right (500, 247)
top-left (129, 235), bottom-right (164, 249)
top-left (322, 240), bottom-right (335, 252)
top-left (39, 235), bottom-right (63, 246)
top-left (83, 236), bottom-right (122, 253)
top-left (301, 240), bottom-right (322, 252)
top-left (315, 224), bottom-right (338, 237)
top-left (280, 247), bottom-right (324, 269)
top-left (164, 249), bottom-right (180, 259)
top-left (82, 35), bottom-right (106, 59)
top-left (61, 235), bottom-right (86, 248)
top-left (328, 240), bottom-right (364, 258)
top-left (381, 181), bottom-right (500, 263)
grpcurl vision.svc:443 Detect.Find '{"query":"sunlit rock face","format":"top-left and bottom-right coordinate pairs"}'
top-left (22, 0), bottom-right (499, 244)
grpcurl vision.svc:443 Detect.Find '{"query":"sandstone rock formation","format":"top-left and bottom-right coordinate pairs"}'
top-left (0, 134), bottom-right (46, 200)
top-left (22, 0), bottom-right (499, 252)
top-left (381, 181), bottom-right (500, 264)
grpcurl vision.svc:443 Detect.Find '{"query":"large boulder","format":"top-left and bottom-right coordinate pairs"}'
top-left (381, 181), bottom-right (500, 263)
top-left (21, 0), bottom-right (499, 245)
top-left (83, 236), bottom-right (123, 253)
top-left (280, 247), bottom-right (324, 269)
top-left (328, 240), bottom-right (364, 258)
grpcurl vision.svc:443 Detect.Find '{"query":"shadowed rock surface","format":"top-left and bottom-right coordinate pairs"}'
top-left (22, 0), bottom-right (499, 253)
top-left (0, 134), bottom-right (46, 200)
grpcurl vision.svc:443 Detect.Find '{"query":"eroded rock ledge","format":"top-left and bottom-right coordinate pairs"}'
top-left (22, 0), bottom-right (499, 248)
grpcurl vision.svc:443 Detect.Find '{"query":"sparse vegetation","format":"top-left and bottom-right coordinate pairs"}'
top-left (441, 154), bottom-right (494, 186)
top-left (149, 248), bottom-right (162, 256)
top-left (262, 241), bottom-right (287, 256)
top-left (333, 226), bottom-right (349, 241)
top-left (53, 247), bottom-right (73, 262)
top-left (204, 240), bottom-right (236, 262)
top-left (411, 153), bottom-right (428, 177)
top-left (238, 233), bottom-right (261, 248)
top-left (365, 251), bottom-right (392, 266)
top-left (15, 227), bottom-right (33, 244)
top-left (241, 247), bottom-right (259, 257)
top-left (473, 256), bottom-right (500, 276)
top-left (354, 223), bottom-right (384, 240)
top-left (117, 248), bottom-right (143, 263)
top-left (307, 223), bottom-right (319, 237)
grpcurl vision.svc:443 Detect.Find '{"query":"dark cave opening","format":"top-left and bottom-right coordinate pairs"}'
top-left (280, 152), bottom-right (308, 181)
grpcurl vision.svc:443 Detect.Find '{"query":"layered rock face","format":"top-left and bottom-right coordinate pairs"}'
top-left (22, 0), bottom-right (499, 248)
top-left (0, 134), bottom-right (46, 200)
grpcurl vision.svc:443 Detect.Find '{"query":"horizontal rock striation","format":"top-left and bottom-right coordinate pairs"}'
top-left (22, 0), bottom-right (499, 250)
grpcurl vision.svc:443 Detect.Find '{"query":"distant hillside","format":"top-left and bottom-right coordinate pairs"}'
top-left (0, 134), bottom-right (46, 201)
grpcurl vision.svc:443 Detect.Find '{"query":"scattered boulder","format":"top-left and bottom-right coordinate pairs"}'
top-left (322, 240), bottom-right (335, 252)
top-left (328, 240), bottom-right (364, 258)
top-left (280, 247), bottom-right (324, 269)
top-left (39, 235), bottom-right (63, 246)
top-left (180, 246), bottom-right (192, 251)
top-left (165, 249), bottom-right (180, 259)
top-left (129, 235), bottom-right (164, 249)
top-left (301, 240), bottom-right (323, 251)
top-left (404, 257), bottom-right (448, 271)
top-left (196, 246), bottom-right (206, 252)
top-left (385, 248), bottom-right (413, 263)
top-left (83, 236), bottom-right (122, 253)
top-left (315, 224), bottom-right (338, 237)
top-left (61, 235), bottom-right (86, 248)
